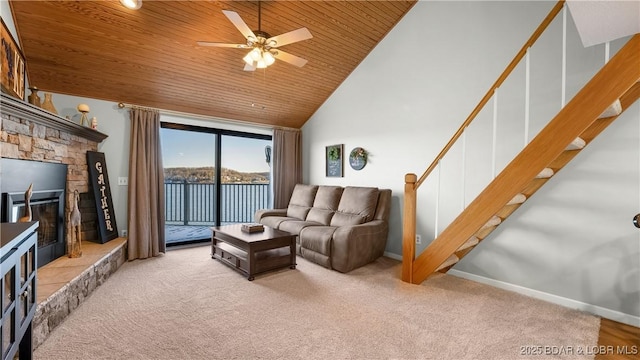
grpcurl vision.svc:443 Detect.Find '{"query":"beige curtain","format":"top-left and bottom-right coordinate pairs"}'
top-left (127, 108), bottom-right (165, 260)
top-left (272, 128), bottom-right (302, 208)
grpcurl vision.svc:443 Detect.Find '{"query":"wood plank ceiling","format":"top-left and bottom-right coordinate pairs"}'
top-left (9, 0), bottom-right (416, 129)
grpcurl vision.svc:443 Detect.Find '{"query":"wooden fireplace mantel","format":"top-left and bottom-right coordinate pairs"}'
top-left (1, 93), bottom-right (108, 143)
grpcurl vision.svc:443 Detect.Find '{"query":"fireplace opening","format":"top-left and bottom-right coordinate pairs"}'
top-left (1, 158), bottom-right (68, 267)
top-left (6, 189), bottom-right (65, 253)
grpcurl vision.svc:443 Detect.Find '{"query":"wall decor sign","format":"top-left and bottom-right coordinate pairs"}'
top-left (86, 151), bottom-right (119, 243)
top-left (325, 144), bottom-right (343, 177)
top-left (1, 18), bottom-right (25, 100)
top-left (349, 147), bottom-right (367, 171)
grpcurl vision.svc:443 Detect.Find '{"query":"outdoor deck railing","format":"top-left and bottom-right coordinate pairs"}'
top-left (164, 181), bottom-right (270, 225)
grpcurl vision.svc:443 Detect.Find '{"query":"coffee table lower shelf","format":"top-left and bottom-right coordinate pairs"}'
top-left (211, 225), bottom-right (296, 281)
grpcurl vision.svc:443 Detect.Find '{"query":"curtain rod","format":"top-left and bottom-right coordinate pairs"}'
top-left (117, 102), bottom-right (296, 131)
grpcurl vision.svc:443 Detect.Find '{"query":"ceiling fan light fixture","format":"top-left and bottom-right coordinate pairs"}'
top-left (243, 53), bottom-right (254, 66)
top-left (256, 58), bottom-right (267, 69)
top-left (119, 0), bottom-right (142, 10)
top-left (263, 51), bottom-right (275, 66)
top-left (249, 48), bottom-right (262, 61)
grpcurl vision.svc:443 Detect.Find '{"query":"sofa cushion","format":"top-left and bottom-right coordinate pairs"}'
top-left (286, 184), bottom-right (319, 220)
top-left (260, 216), bottom-right (292, 229)
top-left (330, 212), bottom-right (366, 226)
top-left (278, 220), bottom-right (320, 235)
top-left (306, 208), bottom-right (334, 225)
top-left (313, 186), bottom-right (343, 210)
top-left (299, 226), bottom-right (337, 256)
top-left (330, 187), bottom-right (379, 225)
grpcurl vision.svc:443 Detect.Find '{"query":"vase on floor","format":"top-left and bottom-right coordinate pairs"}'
top-left (41, 93), bottom-right (58, 115)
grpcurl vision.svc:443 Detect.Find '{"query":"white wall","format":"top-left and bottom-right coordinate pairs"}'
top-left (303, 0), bottom-right (639, 325)
top-left (30, 94), bottom-right (131, 235)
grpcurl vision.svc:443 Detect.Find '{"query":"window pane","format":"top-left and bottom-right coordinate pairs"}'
top-left (220, 135), bottom-right (271, 224)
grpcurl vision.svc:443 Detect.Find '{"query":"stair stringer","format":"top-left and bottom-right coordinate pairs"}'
top-left (410, 34), bottom-right (640, 285)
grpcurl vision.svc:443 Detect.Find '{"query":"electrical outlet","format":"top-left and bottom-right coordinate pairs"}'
top-left (120, 229), bottom-right (128, 238)
top-left (416, 234), bottom-right (422, 244)
top-left (118, 177), bottom-right (128, 186)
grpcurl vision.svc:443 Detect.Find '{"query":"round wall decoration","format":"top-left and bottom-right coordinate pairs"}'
top-left (349, 147), bottom-right (367, 170)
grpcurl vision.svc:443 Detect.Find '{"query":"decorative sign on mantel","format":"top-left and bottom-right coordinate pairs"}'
top-left (86, 151), bottom-right (118, 243)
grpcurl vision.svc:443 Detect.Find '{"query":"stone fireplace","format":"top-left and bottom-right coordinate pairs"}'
top-left (1, 158), bottom-right (67, 267)
top-left (1, 93), bottom-right (128, 351)
top-left (0, 93), bottom-right (109, 263)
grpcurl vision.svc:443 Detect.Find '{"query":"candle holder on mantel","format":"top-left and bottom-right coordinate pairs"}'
top-left (77, 103), bottom-right (90, 126)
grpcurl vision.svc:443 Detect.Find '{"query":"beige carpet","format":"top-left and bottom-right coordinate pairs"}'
top-left (34, 245), bottom-right (600, 360)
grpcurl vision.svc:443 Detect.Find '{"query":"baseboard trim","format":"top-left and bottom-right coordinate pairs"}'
top-left (448, 269), bottom-right (640, 327)
top-left (384, 251), bottom-right (402, 261)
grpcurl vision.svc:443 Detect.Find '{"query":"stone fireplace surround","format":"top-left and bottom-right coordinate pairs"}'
top-left (1, 93), bottom-right (127, 349)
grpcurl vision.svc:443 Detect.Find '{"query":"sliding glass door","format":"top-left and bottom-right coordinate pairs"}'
top-left (160, 123), bottom-right (271, 246)
top-left (220, 135), bottom-right (272, 224)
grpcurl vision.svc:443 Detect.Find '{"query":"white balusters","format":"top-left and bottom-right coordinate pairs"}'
top-left (461, 128), bottom-right (467, 211)
top-left (434, 159), bottom-right (441, 239)
top-left (492, 88), bottom-right (498, 179)
top-left (525, 47), bottom-right (531, 146)
top-left (561, 5), bottom-right (567, 109)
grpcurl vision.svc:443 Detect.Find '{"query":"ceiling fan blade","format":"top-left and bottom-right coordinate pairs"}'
top-left (243, 62), bottom-right (256, 72)
top-left (267, 27), bottom-right (312, 47)
top-left (196, 41), bottom-right (249, 48)
top-left (222, 10), bottom-right (256, 41)
top-left (273, 50), bottom-right (308, 67)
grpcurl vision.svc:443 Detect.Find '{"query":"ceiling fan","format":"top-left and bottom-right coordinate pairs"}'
top-left (197, 2), bottom-right (313, 71)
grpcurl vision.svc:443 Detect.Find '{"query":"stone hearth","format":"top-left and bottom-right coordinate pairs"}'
top-left (33, 238), bottom-right (127, 349)
top-left (1, 93), bottom-right (126, 349)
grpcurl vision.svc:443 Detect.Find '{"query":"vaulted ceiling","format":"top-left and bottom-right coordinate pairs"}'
top-left (9, 0), bottom-right (416, 129)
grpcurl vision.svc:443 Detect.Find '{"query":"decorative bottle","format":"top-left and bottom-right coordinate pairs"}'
top-left (27, 87), bottom-right (41, 107)
top-left (41, 93), bottom-right (58, 115)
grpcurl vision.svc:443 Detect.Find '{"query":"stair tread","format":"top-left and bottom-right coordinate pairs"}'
top-left (599, 99), bottom-right (622, 118)
top-left (457, 236), bottom-right (479, 251)
top-left (506, 193), bottom-right (526, 205)
top-left (436, 254), bottom-right (459, 271)
top-left (565, 137), bottom-right (586, 150)
top-left (536, 168), bottom-right (554, 179)
top-left (482, 215), bottom-right (501, 228)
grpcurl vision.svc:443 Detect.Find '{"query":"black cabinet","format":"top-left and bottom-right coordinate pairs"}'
top-left (1, 222), bottom-right (38, 360)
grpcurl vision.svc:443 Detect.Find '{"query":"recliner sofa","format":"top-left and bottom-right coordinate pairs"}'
top-left (254, 184), bottom-right (391, 273)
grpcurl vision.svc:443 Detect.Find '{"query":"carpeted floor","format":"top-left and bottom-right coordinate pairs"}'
top-left (34, 245), bottom-right (600, 360)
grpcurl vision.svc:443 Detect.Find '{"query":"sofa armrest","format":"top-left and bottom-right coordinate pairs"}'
top-left (254, 208), bottom-right (287, 223)
top-left (331, 220), bottom-right (389, 273)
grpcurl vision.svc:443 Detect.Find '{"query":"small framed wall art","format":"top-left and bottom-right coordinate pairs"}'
top-left (1, 18), bottom-right (25, 100)
top-left (349, 147), bottom-right (367, 170)
top-left (325, 144), bottom-right (343, 177)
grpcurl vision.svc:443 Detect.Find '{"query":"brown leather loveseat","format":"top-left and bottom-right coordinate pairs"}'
top-left (255, 184), bottom-right (391, 273)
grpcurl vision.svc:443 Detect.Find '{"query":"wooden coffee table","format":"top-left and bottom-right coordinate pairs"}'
top-left (211, 224), bottom-right (296, 281)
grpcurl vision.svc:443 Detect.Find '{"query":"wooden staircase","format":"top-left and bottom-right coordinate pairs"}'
top-left (402, 32), bottom-right (640, 284)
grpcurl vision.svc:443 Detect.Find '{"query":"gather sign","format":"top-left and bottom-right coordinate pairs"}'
top-left (86, 151), bottom-right (119, 243)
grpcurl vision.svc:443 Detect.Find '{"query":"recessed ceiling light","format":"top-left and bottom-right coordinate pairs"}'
top-left (120, 0), bottom-right (142, 10)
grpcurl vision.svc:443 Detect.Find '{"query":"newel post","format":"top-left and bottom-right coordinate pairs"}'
top-left (402, 173), bottom-right (417, 283)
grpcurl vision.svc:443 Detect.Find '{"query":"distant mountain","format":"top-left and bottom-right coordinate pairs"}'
top-left (164, 167), bottom-right (269, 184)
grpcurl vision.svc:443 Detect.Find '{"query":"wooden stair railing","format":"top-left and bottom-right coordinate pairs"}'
top-left (401, 0), bottom-right (566, 283)
top-left (403, 33), bottom-right (640, 285)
